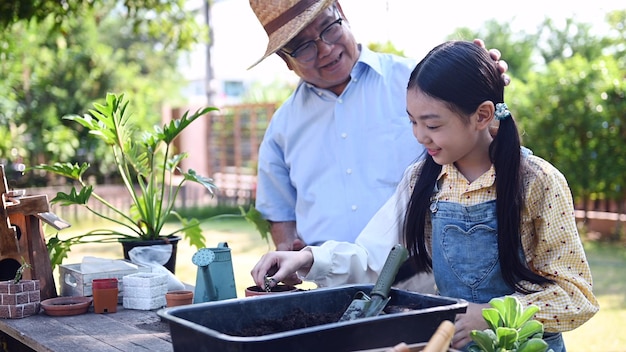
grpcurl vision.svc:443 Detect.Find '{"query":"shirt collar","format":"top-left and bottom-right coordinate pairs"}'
top-left (436, 147), bottom-right (532, 182)
top-left (352, 44), bottom-right (385, 78)
top-left (437, 163), bottom-right (497, 188)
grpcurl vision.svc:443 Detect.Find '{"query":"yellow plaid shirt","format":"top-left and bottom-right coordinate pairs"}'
top-left (416, 155), bottom-right (599, 332)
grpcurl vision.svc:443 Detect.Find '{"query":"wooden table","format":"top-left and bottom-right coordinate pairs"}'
top-left (0, 304), bottom-right (173, 352)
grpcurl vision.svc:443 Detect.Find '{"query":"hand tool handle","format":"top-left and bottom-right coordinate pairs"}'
top-left (370, 244), bottom-right (409, 299)
top-left (422, 320), bottom-right (455, 352)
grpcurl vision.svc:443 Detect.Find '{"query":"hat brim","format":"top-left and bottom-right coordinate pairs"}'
top-left (248, 0), bottom-right (336, 70)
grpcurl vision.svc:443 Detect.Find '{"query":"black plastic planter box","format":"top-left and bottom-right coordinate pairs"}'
top-left (158, 284), bottom-right (467, 352)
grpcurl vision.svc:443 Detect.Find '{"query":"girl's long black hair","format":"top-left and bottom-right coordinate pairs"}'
top-left (404, 41), bottom-right (552, 293)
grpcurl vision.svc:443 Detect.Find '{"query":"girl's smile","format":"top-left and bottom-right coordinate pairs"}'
top-left (406, 89), bottom-right (494, 182)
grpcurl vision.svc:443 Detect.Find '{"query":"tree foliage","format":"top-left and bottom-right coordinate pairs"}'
top-left (520, 55), bottom-right (621, 209)
top-left (447, 20), bottom-right (538, 81)
top-left (0, 1), bottom-right (96, 29)
top-left (459, 10), bottom-right (626, 238)
top-left (537, 18), bottom-right (610, 64)
top-left (0, 0), bottom-right (202, 51)
top-left (368, 40), bottom-right (406, 57)
top-left (0, 1), bottom-right (203, 186)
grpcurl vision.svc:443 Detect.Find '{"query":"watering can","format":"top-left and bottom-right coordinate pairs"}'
top-left (192, 242), bottom-right (237, 303)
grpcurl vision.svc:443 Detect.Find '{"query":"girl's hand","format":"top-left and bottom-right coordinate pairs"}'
top-left (452, 302), bottom-right (490, 349)
top-left (250, 250), bottom-right (314, 288)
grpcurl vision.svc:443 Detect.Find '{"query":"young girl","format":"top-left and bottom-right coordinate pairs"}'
top-left (251, 41), bottom-right (598, 351)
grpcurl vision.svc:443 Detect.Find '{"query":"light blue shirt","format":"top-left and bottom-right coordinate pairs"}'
top-left (256, 46), bottom-right (424, 245)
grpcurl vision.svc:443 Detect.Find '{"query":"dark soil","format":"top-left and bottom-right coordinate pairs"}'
top-left (245, 285), bottom-right (298, 294)
top-left (226, 303), bottom-right (423, 337)
top-left (230, 308), bottom-right (342, 337)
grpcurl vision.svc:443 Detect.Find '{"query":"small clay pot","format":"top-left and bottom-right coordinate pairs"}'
top-left (244, 284), bottom-right (298, 297)
top-left (92, 278), bottom-right (118, 314)
top-left (165, 290), bottom-right (194, 307)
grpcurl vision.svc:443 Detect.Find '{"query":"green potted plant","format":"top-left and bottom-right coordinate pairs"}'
top-left (469, 295), bottom-right (553, 352)
top-left (33, 93), bottom-right (218, 272)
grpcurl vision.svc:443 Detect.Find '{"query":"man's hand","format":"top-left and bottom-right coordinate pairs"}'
top-left (474, 38), bottom-right (510, 86)
top-left (270, 221), bottom-right (306, 251)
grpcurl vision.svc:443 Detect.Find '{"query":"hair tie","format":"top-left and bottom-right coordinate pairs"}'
top-left (495, 103), bottom-right (511, 121)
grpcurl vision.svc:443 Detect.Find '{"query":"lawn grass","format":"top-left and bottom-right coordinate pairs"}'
top-left (562, 241), bottom-right (626, 351)
top-left (45, 218), bottom-right (625, 350)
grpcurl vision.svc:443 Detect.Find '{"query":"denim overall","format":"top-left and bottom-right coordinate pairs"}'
top-left (430, 199), bottom-right (565, 351)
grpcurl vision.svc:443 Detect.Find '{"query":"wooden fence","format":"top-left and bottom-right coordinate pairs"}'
top-left (171, 102), bottom-right (275, 206)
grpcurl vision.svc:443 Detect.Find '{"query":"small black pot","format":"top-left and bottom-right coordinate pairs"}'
top-left (119, 236), bottom-right (181, 273)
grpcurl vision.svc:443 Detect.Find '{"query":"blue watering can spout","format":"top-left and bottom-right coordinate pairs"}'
top-left (192, 242), bottom-right (237, 303)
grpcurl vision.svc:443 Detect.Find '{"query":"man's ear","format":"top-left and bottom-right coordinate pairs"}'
top-left (475, 101), bottom-right (495, 130)
top-left (276, 51), bottom-right (294, 71)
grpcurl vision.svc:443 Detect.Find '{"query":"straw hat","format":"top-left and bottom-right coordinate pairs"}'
top-left (248, 0), bottom-right (336, 69)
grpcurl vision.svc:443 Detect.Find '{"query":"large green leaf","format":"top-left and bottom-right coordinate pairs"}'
top-left (240, 204), bottom-right (271, 244)
top-left (31, 162), bottom-right (89, 181)
top-left (515, 304), bottom-right (540, 328)
top-left (482, 308), bottom-right (504, 331)
top-left (489, 297), bottom-right (506, 317)
top-left (182, 169), bottom-right (217, 195)
top-left (159, 106), bottom-right (218, 144)
top-left (50, 186), bottom-right (93, 206)
top-left (517, 320), bottom-right (544, 342)
top-left (503, 296), bottom-right (524, 328)
top-left (180, 218), bottom-right (204, 250)
top-left (46, 235), bottom-right (72, 270)
top-left (167, 153), bottom-right (187, 172)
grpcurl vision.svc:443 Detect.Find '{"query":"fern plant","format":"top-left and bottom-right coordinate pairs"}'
top-left (469, 296), bottom-right (553, 352)
top-left (33, 93), bottom-right (218, 268)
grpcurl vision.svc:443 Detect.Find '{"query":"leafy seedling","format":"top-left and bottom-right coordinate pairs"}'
top-left (469, 296), bottom-right (553, 352)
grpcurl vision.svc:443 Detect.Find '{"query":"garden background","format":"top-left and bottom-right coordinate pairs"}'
top-left (2, 1), bottom-right (625, 351)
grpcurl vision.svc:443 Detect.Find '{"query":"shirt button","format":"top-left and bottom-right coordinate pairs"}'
top-left (346, 168), bottom-right (352, 174)
top-left (351, 205), bottom-right (358, 211)
top-left (337, 98), bottom-right (343, 103)
top-left (341, 133), bottom-right (348, 138)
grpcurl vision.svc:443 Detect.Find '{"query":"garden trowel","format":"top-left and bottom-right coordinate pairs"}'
top-left (338, 244), bottom-right (409, 322)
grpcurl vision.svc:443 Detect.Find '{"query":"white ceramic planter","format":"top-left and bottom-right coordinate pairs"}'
top-left (122, 273), bottom-right (167, 310)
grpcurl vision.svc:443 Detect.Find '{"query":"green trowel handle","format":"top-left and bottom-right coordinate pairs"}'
top-left (369, 244), bottom-right (409, 300)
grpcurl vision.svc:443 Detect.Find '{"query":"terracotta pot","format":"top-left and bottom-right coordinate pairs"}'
top-left (93, 278), bottom-right (118, 314)
top-left (244, 284), bottom-right (298, 297)
top-left (0, 279), bottom-right (40, 319)
top-left (166, 290), bottom-right (194, 307)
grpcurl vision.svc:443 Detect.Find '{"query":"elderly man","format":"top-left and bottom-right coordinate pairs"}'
top-left (248, 1), bottom-right (507, 265)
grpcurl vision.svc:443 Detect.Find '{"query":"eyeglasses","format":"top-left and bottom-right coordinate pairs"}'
top-left (281, 17), bottom-right (344, 63)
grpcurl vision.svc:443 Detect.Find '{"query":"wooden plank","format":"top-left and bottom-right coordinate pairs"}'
top-left (0, 306), bottom-right (173, 352)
